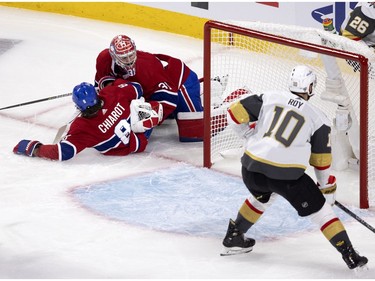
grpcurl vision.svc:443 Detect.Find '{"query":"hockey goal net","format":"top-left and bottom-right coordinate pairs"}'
top-left (203, 20), bottom-right (374, 209)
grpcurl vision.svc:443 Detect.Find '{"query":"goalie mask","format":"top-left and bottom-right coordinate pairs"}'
top-left (289, 65), bottom-right (317, 97)
top-left (109, 35), bottom-right (137, 77)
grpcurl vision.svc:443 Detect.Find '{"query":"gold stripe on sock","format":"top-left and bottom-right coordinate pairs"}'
top-left (321, 218), bottom-right (345, 241)
top-left (239, 199), bottom-right (263, 224)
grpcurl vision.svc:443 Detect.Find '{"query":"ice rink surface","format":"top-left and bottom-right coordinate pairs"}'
top-left (0, 6), bottom-right (374, 279)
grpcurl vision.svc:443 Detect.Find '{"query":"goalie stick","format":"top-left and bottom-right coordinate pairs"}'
top-left (334, 201), bottom-right (375, 234)
top-left (0, 92), bottom-right (72, 111)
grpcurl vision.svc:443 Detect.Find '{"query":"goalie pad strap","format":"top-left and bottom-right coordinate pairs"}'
top-left (326, 78), bottom-right (342, 89)
top-left (177, 111), bottom-right (203, 120)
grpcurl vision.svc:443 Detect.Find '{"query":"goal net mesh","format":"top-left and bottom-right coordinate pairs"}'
top-left (204, 20), bottom-right (375, 208)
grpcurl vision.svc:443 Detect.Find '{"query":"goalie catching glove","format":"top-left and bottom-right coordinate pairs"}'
top-left (317, 175), bottom-right (337, 206)
top-left (130, 97), bottom-right (163, 133)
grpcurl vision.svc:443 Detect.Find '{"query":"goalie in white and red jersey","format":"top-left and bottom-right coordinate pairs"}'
top-left (95, 34), bottom-right (204, 142)
top-left (221, 65), bottom-right (368, 270)
top-left (13, 79), bottom-right (163, 161)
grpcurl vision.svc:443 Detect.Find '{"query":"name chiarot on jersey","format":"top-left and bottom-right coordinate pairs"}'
top-left (98, 102), bottom-right (127, 133)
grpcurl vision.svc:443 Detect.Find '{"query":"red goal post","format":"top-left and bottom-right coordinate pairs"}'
top-left (203, 20), bottom-right (371, 209)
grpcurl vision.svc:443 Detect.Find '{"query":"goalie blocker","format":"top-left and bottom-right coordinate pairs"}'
top-left (176, 111), bottom-right (204, 142)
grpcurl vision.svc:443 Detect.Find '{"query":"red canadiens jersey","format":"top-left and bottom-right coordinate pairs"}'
top-left (36, 81), bottom-right (148, 161)
top-left (95, 50), bottom-right (191, 99)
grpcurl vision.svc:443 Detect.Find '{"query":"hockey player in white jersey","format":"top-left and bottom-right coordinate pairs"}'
top-left (221, 65), bottom-right (368, 270)
top-left (340, 2), bottom-right (375, 48)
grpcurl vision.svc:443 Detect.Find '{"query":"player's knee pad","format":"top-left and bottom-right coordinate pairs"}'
top-left (176, 112), bottom-right (204, 142)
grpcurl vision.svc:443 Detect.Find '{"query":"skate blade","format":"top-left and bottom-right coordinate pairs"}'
top-left (354, 263), bottom-right (369, 273)
top-left (220, 246), bottom-right (253, 256)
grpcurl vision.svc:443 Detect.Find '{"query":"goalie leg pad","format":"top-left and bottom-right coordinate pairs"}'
top-left (209, 79), bottom-right (225, 107)
top-left (222, 87), bottom-right (250, 104)
top-left (176, 112), bottom-right (204, 142)
top-left (333, 107), bottom-right (352, 132)
top-left (321, 78), bottom-right (350, 107)
top-left (209, 87), bottom-right (251, 139)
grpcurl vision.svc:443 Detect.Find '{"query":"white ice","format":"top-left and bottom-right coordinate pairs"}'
top-left (0, 6), bottom-right (374, 279)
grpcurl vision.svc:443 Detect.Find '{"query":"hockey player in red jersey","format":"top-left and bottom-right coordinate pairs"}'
top-left (95, 34), bottom-right (204, 142)
top-left (13, 80), bottom-right (163, 161)
top-left (221, 65), bottom-right (368, 270)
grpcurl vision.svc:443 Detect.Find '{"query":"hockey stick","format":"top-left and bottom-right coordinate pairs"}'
top-left (1, 77), bottom-right (204, 111)
top-left (334, 201), bottom-right (375, 233)
top-left (0, 92), bottom-right (72, 111)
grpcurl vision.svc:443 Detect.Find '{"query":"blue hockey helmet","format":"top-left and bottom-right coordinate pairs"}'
top-left (72, 82), bottom-right (98, 111)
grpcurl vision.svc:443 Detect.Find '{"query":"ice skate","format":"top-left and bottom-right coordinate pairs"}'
top-left (341, 245), bottom-right (368, 270)
top-left (221, 219), bottom-right (255, 256)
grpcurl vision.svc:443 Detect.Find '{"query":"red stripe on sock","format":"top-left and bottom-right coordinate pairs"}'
top-left (245, 199), bottom-right (263, 215)
top-left (320, 217), bottom-right (339, 232)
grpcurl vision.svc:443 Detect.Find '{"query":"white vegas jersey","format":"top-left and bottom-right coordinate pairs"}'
top-left (228, 90), bottom-right (332, 180)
